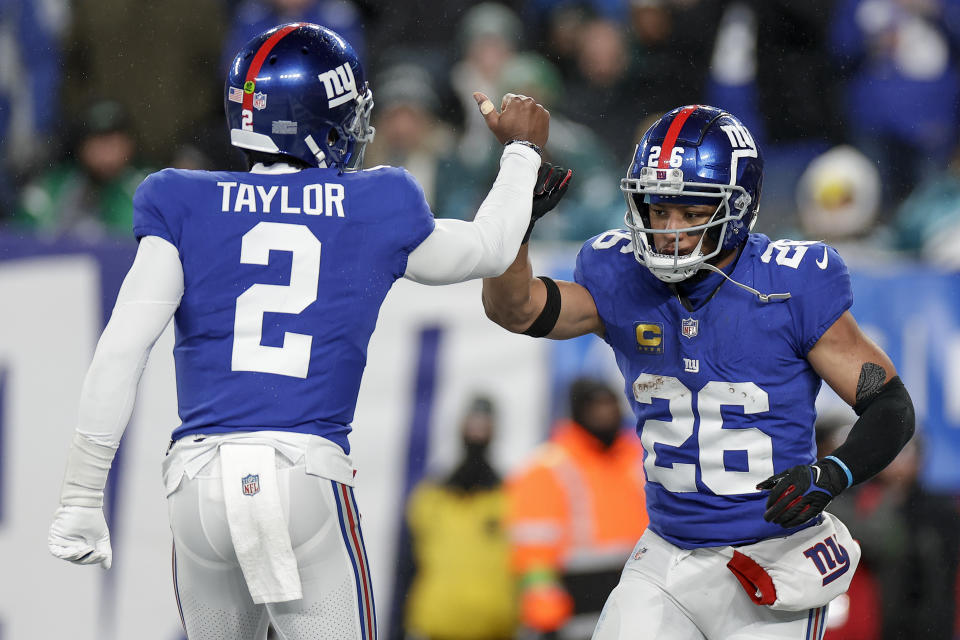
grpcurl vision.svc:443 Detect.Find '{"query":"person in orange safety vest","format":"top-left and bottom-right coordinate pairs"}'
top-left (506, 378), bottom-right (648, 640)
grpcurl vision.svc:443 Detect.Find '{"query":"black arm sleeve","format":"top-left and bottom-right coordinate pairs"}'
top-left (829, 376), bottom-right (915, 486)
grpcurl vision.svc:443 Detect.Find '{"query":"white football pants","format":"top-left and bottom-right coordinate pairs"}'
top-left (167, 453), bottom-right (376, 640)
top-left (592, 529), bottom-right (828, 640)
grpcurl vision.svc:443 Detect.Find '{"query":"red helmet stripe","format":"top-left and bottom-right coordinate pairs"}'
top-left (657, 105), bottom-right (699, 169)
top-left (241, 23), bottom-right (302, 116)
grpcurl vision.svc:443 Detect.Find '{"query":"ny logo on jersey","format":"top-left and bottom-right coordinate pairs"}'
top-left (317, 63), bottom-right (359, 108)
top-left (241, 473), bottom-right (260, 496)
top-left (683, 358), bottom-right (699, 373)
top-left (803, 534), bottom-right (850, 586)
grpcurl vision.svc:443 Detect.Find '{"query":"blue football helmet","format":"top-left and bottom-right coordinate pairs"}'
top-left (225, 23), bottom-right (374, 170)
top-left (620, 105), bottom-right (763, 282)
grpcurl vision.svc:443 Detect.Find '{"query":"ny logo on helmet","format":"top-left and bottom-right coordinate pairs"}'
top-left (318, 63), bottom-right (359, 108)
top-left (720, 123), bottom-right (756, 150)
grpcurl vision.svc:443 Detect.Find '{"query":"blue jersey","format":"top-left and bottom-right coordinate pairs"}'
top-left (132, 166), bottom-right (435, 452)
top-left (574, 232), bottom-right (853, 548)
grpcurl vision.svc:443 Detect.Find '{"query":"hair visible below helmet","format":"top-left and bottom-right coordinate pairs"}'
top-left (225, 23), bottom-right (374, 171)
top-left (620, 105), bottom-right (763, 282)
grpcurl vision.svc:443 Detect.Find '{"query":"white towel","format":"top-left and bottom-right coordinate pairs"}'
top-left (220, 443), bottom-right (303, 604)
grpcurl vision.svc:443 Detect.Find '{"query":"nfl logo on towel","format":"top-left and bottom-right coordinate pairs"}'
top-left (681, 317), bottom-right (698, 339)
top-left (242, 473), bottom-right (260, 496)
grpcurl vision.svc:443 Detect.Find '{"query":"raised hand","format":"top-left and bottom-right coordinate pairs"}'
top-left (473, 91), bottom-right (549, 151)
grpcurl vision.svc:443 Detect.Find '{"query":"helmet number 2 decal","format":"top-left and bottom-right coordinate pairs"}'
top-left (647, 145), bottom-right (684, 168)
top-left (242, 109), bottom-right (254, 131)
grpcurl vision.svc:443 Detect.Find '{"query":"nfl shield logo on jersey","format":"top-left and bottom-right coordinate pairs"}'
top-left (681, 317), bottom-right (698, 339)
top-left (241, 473), bottom-right (260, 496)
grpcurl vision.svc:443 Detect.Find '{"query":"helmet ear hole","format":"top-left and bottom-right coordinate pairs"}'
top-left (327, 128), bottom-right (340, 147)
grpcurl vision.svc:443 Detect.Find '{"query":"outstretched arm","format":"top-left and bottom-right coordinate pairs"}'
top-left (481, 243), bottom-right (603, 339)
top-left (404, 92), bottom-right (549, 285)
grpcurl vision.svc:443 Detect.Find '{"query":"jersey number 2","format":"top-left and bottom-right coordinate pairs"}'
top-left (232, 222), bottom-right (321, 378)
top-left (633, 374), bottom-right (774, 495)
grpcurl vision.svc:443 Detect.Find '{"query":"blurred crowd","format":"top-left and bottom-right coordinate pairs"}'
top-left (3, 0), bottom-right (960, 263)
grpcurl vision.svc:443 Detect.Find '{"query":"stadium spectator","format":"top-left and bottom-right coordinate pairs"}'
top-left (11, 100), bottom-right (150, 238)
top-left (363, 63), bottom-right (485, 220)
top-left (791, 145), bottom-right (900, 263)
top-left (450, 3), bottom-right (524, 171)
top-left (61, 0), bottom-right (225, 166)
top-left (506, 378), bottom-right (647, 640)
top-left (496, 53), bottom-right (624, 241)
top-left (399, 396), bottom-right (517, 640)
top-left (559, 18), bottom-right (637, 161)
top-left (890, 142), bottom-right (960, 267)
top-left (0, 0), bottom-right (65, 217)
top-left (830, 0), bottom-right (960, 214)
top-left (724, 0), bottom-right (840, 235)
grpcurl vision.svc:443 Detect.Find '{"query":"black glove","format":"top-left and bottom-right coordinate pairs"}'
top-left (524, 163), bottom-right (572, 243)
top-left (756, 458), bottom-right (848, 528)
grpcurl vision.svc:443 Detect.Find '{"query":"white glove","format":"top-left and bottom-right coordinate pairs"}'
top-left (48, 505), bottom-right (112, 569)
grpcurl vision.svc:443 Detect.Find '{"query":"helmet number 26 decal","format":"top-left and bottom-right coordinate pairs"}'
top-left (242, 109), bottom-right (254, 131)
top-left (647, 145), bottom-right (684, 168)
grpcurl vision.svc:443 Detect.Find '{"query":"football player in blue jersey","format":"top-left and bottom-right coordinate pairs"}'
top-left (46, 23), bottom-right (568, 640)
top-left (482, 105), bottom-right (915, 639)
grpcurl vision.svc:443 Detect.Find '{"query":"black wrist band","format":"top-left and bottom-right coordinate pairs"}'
top-left (505, 139), bottom-right (543, 156)
top-left (522, 276), bottom-right (561, 337)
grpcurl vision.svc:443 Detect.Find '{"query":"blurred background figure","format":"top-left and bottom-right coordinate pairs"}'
top-left (889, 141), bottom-right (960, 267)
top-left (450, 3), bottom-right (524, 171)
top-left (830, 0), bottom-right (960, 215)
top-left (506, 378), bottom-right (647, 640)
top-left (397, 396), bottom-right (517, 640)
top-left (559, 17), bottom-right (637, 162)
top-left (62, 0), bottom-right (225, 168)
top-left (795, 145), bottom-right (882, 244)
top-left (11, 100), bottom-right (150, 238)
top-left (792, 144), bottom-right (899, 262)
top-left (363, 63), bottom-right (484, 221)
top-left (0, 0), bottom-right (66, 218)
top-left (496, 52), bottom-right (624, 241)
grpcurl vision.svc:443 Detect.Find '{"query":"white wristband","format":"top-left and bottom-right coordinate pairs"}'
top-left (59, 432), bottom-right (119, 507)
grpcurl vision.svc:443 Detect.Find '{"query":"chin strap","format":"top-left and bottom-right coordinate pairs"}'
top-left (700, 262), bottom-right (791, 303)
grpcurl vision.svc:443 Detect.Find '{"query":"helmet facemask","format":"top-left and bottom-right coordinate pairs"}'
top-left (620, 166), bottom-right (753, 283)
top-left (306, 85), bottom-right (375, 171)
